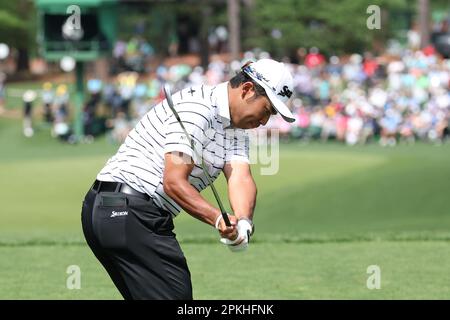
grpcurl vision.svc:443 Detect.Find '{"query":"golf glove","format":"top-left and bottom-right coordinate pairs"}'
top-left (220, 219), bottom-right (254, 252)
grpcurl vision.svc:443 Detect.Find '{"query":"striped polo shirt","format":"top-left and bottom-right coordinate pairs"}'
top-left (97, 82), bottom-right (250, 216)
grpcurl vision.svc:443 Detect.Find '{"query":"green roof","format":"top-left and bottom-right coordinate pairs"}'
top-left (35, 0), bottom-right (117, 9)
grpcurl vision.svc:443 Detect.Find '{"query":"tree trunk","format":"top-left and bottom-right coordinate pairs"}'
top-left (16, 48), bottom-right (29, 72)
top-left (200, 4), bottom-right (211, 70)
top-left (418, 0), bottom-right (430, 48)
top-left (228, 0), bottom-right (241, 61)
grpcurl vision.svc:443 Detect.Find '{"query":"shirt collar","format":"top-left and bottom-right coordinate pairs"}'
top-left (213, 81), bottom-right (232, 128)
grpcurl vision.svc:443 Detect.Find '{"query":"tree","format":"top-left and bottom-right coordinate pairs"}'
top-left (243, 0), bottom-right (409, 58)
top-left (0, 0), bottom-right (36, 71)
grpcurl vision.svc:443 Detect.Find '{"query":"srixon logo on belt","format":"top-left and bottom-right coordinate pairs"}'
top-left (110, 211), bottom-right (128, 218)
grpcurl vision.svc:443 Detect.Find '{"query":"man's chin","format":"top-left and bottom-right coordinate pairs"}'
top-left (243, 122), bottom-right (259, 129)
top-left (233, 121), bottom-right (260, 129)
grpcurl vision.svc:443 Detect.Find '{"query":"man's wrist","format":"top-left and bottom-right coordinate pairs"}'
top-left (214, 212), bottom-right (233, 229)
top-left (214, 213), bottom-right (223, 229)
top-left (237, 218), bottom-right (254, 236)
top-left (239, 217), bottom-right (253, 224)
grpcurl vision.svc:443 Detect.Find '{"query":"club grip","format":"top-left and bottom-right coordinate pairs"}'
top-left (222, 212), bottom-right (231, 227)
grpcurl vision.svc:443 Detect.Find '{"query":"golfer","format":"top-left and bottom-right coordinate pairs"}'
top-left (81, 58), bottom-right (295, 300)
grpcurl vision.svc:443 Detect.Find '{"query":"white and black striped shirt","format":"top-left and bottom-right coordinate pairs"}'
top-left (97, 82), bottom-right (250, 216)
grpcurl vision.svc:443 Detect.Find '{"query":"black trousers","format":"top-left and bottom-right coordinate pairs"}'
top-left (81, 184), bottom-right (193, 300)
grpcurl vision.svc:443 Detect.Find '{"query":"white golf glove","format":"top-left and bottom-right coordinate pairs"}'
top-left (220, 219), bottom-right (254, 252)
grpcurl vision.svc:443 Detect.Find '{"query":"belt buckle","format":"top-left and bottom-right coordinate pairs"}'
top-left (122, 184), bottom-right (139, 198)
top-left (122, 184), bottom-right (149, 201)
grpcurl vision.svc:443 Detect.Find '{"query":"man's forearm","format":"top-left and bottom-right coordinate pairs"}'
top-left (227, 175), bottom-right (257, 221)
top-left (165, 180), bottom-right (220, 226)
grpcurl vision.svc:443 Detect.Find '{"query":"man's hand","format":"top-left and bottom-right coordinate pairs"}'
top-left (220, 218), bottom-right (254, 252)
top-left (237, 218), bottom-right (254, 241)
top-left (216, 213), bottom-right (239, 241)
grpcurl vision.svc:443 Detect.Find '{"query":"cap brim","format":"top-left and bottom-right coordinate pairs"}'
top-left (264, 86), bottom-right (295, 123)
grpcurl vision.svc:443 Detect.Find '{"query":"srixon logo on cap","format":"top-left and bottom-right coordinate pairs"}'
top-left (277, 86), bottom-right (292, 98)
top-left (243, 65), bottom-right (270, 82)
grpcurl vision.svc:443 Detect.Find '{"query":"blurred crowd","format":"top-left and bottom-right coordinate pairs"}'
top-left (276, 46), bottom-right (450, 146)
top-left (17, 44), bottom-right (450, 146)
top-left (21, 82), bottom-right (72, 140)
top-left (111, 37), bottom-right (155, 74)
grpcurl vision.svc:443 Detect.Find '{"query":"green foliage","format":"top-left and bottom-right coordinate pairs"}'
top-left (0, 0), bottom-right (36, 50)
top-left (244, 0), bottom-right (410, 57)
top-left (117, 2), bottom-right (227, 55)
top-left (0, 10), bottom-right (28, 47)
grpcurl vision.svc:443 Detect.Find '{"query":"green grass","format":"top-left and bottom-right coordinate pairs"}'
top-left (1, 116), bottom-right (450, 299)
top-left (1, 242), bottom-right (449, 299)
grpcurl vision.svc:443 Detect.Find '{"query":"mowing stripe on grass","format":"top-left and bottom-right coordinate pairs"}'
top-left (3, 231), bottom-right (450, 247)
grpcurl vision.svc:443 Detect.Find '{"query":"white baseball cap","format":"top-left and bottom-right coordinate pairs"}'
top-left (242, 59), bottom-right (295, 123)
top-left (23, 90), bottom-right (37, 103)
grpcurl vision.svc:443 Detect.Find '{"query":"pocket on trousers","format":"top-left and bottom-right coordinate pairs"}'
top-left (93, 195), bottom-right (129, 250)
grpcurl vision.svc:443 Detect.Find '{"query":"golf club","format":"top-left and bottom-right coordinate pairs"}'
top-left (163, 84), bottom-right (232, 227)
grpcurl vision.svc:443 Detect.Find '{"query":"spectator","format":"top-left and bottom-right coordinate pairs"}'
top-left (41, 82), bottom-right (54, 124)
top-left (107, 111), bottom-right (131, 144)
top-left (22, 90), bottom-right (36, 138)
top-left (0, 72), bottom-right (6, 114)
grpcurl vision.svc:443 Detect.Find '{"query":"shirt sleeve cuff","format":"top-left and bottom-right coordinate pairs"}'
top-left (164, 144), bottom-right (200, 164)
top-left (225, 155), bottom-right (250, 163)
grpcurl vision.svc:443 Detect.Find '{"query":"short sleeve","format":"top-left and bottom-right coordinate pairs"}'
top-left (163, 102), bottom-right (211, 164)
top-left (225, 129), bottom-right (250, 163)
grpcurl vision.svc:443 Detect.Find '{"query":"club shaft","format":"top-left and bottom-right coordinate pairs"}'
top-left (164, 86), bottom-right (231, 227)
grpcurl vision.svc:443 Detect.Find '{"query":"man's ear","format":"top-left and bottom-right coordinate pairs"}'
top-left (241, 81), bottom-right (255, 100)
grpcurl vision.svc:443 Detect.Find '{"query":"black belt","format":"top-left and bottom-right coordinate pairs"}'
top-left (91, 180), bottom-right (151, 202)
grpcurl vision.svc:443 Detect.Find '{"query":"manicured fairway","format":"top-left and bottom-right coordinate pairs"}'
top-left (1, 242), bottom-right (449, 299)
top-left (1, 116), bottom-right (450, 299)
